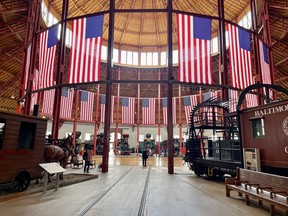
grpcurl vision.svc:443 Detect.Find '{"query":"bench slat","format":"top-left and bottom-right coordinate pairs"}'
top-left (225, 167), bottom-right (288, 216)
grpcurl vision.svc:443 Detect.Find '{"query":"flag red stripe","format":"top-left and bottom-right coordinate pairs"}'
top-left (122, 98), bottom-right (135, 124)
top-left (69, 18), bottom-right (102, 84)
top-left (60, 90), bottom-right (74, 119)
top-left (177, 14), bottom-right (212, 84)
top-left (42, 89), bottom-right (55, 116)
top-left (80, 92), bottom-right (95, 122)
top-left (228, 24), bottom-right (253, 89)
top-left (39, 31), bottom-right (56, 89)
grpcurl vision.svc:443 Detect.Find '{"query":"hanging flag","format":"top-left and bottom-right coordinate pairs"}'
top-left (68, 15), bottom-right (104, 84)
top-left (42, 89), bottom-right (55, 116)
top-left (259, 40), bottom-right (273, 99)
top-left (162, 98), bottom-right (177, 125)
top-left (60, 88), bottom-right (74, 119)
top-left (228, 24), bottom-right (253, 89)
top-left (100, 95), bottom-right (114, 123)
top-left (177, 14), bottom-right (213, 84)
top-left (80, 91), bottom-right (94, 122)
top-left (202, 92), bottom-right (214, 122)
top-left (203, 91), bottom-right (219, 101)
top-left (39, 25), bottom-right (58, 89)
top-left (30, 69), bottom-right (39, 111)
top-left (246, 93), bottom-right (258, 108)
top-left (183, 95), bottom-right (198, 124)
top-left (228, 89), bottom-right (238, 112)
top-left (121, 97), bottom-right (135, 124)
top-left (142, 98), bottom-right (156, 125)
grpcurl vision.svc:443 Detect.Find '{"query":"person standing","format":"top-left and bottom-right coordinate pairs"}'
top-left (142, 147), bottom-right (148, 167)
top-left (84, 146), bottom-right (93, 173)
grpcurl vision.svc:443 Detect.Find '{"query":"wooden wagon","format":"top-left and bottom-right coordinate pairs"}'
top-left (0, 111), bottom-right (47, 192)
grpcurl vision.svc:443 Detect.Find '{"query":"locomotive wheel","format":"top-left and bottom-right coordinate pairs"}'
top-left (12, 171), bottom-right (31, 192)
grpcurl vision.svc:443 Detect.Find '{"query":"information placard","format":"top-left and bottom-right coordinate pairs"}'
top-left (39, 162), bottom-right (66, 174)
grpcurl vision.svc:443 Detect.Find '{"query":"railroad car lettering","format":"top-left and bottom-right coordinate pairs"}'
top-left (255, 104), bottom-right (288, 117)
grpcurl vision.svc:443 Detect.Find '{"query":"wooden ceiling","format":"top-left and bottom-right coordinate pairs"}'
top-left (0, 0), bottom-right (288, 112)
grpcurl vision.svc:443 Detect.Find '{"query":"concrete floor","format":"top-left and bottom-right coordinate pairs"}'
top-left (0, 154), bottom-right (281, 216)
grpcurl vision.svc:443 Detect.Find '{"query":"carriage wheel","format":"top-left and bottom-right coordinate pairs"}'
top-left (12, 171), bottom-right (31, 192)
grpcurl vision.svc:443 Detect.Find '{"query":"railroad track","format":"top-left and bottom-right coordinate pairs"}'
top-left (76, 166), bottom-right (151, 216)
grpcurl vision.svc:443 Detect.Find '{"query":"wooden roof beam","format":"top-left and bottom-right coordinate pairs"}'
top-left (0, 3), bottom-right (7, 22)
top-left (118, 0), bottom-right (136, 44)
top-left (0, 68), bottom-right (15, 76)
top-left (275, 56), bottom-right (288, 67)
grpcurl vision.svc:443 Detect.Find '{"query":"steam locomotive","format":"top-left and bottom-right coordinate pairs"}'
top-left (89, 133), bottom-right (104, 155)
top-left (159, 139), bottom-right (181, 157)
top-left (184, 84), bottom-right (288, 178)
top-left (139, 134), bottom-right (156, 156)
top-left (118, 134), bottom-right (131, 155)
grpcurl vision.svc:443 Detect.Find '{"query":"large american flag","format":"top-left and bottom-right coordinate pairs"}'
top-left (183, 95), bottom-right (198, 124)
top-left (100, 95), bottom-right (114, 123)
top-left (259, 40), bottom-right (273, 99)
top-left (142, 98), bottom-right (156, 125)
top-left (80, 91), bottom-right (94, 122)
top-left (39, 25), bottom-right (58, 89)
top-left (228, 89), bottom-right (238, 112)
top-left (177, 14), bottom-right (213, 84)
top-left (203, 92), bottom-right (215, 122)
top-left (42, 89), bottom-right (55, 116)
top-left (60, 88), bottom-right (74, 119)
top-left (162, 98), bottom-right (177, 125)
top-left (30, 69), bottom-right (39, 111)
top-left (121, 97), bottom-right (135, 124)
top-left (68, 15), bottom-right (103, 84)
top-left (228, 24), bottom-right (253, 89)
top-left (246, 94), bottom-right (258, 108)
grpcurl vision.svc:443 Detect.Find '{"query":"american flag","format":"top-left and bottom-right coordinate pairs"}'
top-left (228, 24), bottom-right (253, 89)
top-left (68, 15), bottom-right (103, 84)
top-left (80, 91), bottom-right (94, 122)
top-left (204, 91), bottom-right (219, 101)
top-left (39, 25), bottom-right (58, 89)
top-left (24, 44), bottom-right (31, 92)
top-left (142, 98), bottom-right (156, 125)
top-left (183, 95), bottom-right (198, 124)
top-left (30, 69), bottom-right (39, 111)
top-left (42, 89), bottom-right (55, 116)
top-left (259, 40), bottom-right (273, 99)
top-left (162, 98), bottom-right (177, 125)
top-left (228, 89), bottom-right (238, 112)
top-left (246, 93), bottom-right (258, 108)
top-left (121, 97), bottom-right (135, 124)
top-left (60, 88), bottom-right (74, 119)
top-left (100, 95), bottom-right (114, 123)
top-left (203, 93), bottom-right (214, 121)
top-left (177, 14), bottom-right (213, 84)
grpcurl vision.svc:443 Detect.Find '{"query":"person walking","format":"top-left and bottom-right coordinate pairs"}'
top-left (142, 147), bottom-right (148, 167)
top-left (84, 145), bottom-right (93, 173)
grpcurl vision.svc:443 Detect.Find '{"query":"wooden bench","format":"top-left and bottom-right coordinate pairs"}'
top-left (225, 167), bottom-right (288, 216)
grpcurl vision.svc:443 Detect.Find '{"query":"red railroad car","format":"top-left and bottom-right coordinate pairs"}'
top-left (0, 111), bottom-right (47, 191)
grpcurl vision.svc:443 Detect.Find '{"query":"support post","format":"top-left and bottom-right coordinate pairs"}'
top-left (167, 0), bottom-right (174, 174)
top-left (102, 0), bottom-right (115, 173)
top-left (51, 0), bottom-right (69, 139)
